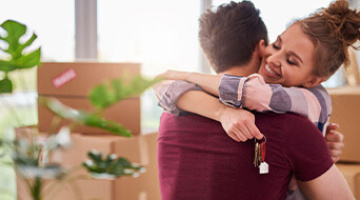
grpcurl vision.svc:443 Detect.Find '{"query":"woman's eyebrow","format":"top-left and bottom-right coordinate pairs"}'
top-left (279, 35), bottom-right (303, 64)
top-left (288, 51), bottom-right (303, 64)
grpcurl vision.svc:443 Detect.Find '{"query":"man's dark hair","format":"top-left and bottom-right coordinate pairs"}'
top-left (199, 1), bottom-right (268, 73)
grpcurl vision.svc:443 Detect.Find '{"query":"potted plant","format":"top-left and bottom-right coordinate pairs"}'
top-left (0, 19), bottom-right (160, 200)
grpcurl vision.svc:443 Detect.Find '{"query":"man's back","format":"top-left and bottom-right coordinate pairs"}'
top-left (158, 112), bottom-right (333, 200)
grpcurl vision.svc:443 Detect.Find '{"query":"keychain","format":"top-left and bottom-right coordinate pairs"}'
top-left (254, 136), bottom-right (269, 174)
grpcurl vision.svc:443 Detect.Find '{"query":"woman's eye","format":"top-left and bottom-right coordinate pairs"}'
top-left (272, 44), bottom-right (280, 50)
top-left (287, 59), bottom-right (297, 65)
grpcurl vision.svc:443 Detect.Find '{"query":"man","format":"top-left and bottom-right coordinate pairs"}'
top-left (156, 1), bottom-right (350, 199)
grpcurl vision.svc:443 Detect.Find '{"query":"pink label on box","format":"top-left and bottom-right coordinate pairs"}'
top-left (52, 68), bottom-right (76, 88)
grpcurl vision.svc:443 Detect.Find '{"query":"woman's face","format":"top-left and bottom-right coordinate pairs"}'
top-left (258, 23), bottom-right (318, 87)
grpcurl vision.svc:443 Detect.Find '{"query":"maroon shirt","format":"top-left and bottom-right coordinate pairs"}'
top-left (158, 112), bottom-right (333, 200)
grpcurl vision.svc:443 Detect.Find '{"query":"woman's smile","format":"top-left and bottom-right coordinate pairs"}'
top-left (264, 64), bottom-right (280, 77)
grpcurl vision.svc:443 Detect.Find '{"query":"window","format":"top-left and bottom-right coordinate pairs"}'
top-left (0, 0), bottom-right (75, 62)
top-left (98, 0), bottom-right (202, 129)
top-left (98, 0), bottom-right (202, 76)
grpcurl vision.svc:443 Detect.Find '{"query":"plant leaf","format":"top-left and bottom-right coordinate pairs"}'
top-left (0, 60), bottom-right (17, 72)
top-left (88, 84), bottom-right (115, 108)
top-left (0, 20), bottom-right (40, 73)
top-left (0, 20), bottom-right (26, 54)
top-left (39, 97), bottom-right (131, 137)
top-left (0, 77), bottom-right (13, 93)
top-left (81, 113), bottom-right (131, 137)
top-left (89, 75), bottom-right (162, 109)
top-left (17, 48), bottom-right (41, 69)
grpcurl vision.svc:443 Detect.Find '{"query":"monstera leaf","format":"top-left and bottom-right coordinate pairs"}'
top-left (0, 20), bottom-right (41, 93)
top-left (39, 97), bottom-right (132, 137)
top-left (83, 150), bottom-right (145, 178)
top-left (89, 75), bottom-right (162, 109)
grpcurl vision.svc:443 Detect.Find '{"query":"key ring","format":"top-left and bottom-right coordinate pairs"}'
top-left (255, 135), bottom-right (266, 143)
top-left (262, 135), bottom-right (267, 143)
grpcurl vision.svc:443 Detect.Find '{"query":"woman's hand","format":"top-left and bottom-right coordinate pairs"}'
top-left (218, 106), bottom-right (263, 142)
top-left (325, 123), bottom-right (344, 162)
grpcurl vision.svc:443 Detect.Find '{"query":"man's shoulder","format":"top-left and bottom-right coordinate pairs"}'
top-left (255, 112), bottom-right (314, 123)
top-left (255, 112), bottom-right (321, 134)
top-left (256, 112), bottom-right (323, 138)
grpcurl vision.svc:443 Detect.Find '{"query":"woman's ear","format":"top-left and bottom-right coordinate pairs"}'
top-left (303, 77), bottom-right (324, 88)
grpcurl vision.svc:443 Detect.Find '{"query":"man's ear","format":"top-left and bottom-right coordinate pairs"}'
top-left (257, 39), bottom-right (266, 58)
top-left (303, 77), bottom-right (324, 88)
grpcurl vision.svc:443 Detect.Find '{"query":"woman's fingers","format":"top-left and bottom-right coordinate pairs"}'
top-left (220, 108), bottom-right (262, 142)
top-left (237, 124), bottom-right (252, 141)
top-left (326, 130), bottom-right (344, 142)
top-left (228, 133), bottom-right (240, 142)
top-left (228, 130), bottom-right (243, 142)
top-left (229, 121), bottom-right (263, 142)
top-left (325, 130), bottom-right (344, 162)
top-left (326, 123), bottom-right (340, 132)
top-left (244, 120), bottom-right (264, 140)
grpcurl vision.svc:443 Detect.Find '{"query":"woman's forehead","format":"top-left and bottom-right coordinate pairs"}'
top-left (281, 24), bottom-right (315, 62)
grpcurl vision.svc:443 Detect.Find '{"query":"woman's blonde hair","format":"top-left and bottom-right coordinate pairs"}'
top-left (296, 0), bottom-right (360, 79)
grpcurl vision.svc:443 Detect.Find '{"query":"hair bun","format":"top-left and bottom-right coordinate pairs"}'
top-left (322, 0), bottom-right (360, 46)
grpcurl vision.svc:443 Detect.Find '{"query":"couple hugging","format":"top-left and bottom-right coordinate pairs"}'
top-left (155, 0), bottom-right (359, 199)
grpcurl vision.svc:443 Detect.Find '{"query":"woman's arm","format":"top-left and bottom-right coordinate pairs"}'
top-left (158, 70), bottom-right (222, 96)
top-left (219, 74), bottom-right (332, 134)
top-left (153, 80), bottom-right (198, 116)
top-left (153, 79), bottom-right (262, 141)
top-left (159, 71), bottom-right (331, 133)
top-left (177, 90), bottom-right (263, 142)
top-left (159, 71), bottom-right (332, 135)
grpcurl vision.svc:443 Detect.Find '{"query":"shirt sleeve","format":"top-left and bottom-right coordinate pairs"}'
top-left (153, 80), bottom-right (199, 116)
top-left (219, 73), bottom-right (332, 134)
top-left (281, 114), bottom-right (334, 181)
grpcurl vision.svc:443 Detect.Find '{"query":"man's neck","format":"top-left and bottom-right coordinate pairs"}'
top-left (218, 64), bottom-right (258, 77)
top-left (217, 54), bottom-right (260, 77)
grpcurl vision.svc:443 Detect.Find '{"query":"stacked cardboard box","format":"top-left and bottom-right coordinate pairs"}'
top-left (328, 86), bottom-right (360, 163)
top-left (37, 62), bottom-right (141, 135)
top-left (328, 86), bottom-right (360, 198)
top-left (337, 163), bottom-right (360, 199)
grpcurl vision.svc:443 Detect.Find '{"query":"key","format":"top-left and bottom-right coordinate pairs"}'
top-left (258, 143), bottom-right (262, 165)
top-left (254, 140), bottom-right (259, 167)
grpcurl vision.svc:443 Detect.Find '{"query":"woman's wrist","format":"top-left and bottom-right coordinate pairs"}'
top-left (183, 72), bottom-right (197, 82)
top-left (214, 103), bottom-right (228, 122)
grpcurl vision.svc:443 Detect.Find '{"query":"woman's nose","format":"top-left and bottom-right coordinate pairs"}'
top-left (267, 55), bottom-right (281, 68)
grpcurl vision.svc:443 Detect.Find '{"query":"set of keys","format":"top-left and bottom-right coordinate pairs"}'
top-left (254, 137), bottom-right (269, 174)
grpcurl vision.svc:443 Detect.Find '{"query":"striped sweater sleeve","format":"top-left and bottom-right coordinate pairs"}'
top-left (219, 74), bottom-right (332, 135)
top-left (153, 80), bottom-right (199, 116)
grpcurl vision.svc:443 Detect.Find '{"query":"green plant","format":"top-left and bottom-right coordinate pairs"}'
top-left (0, 20), bottom-right (40, 93)
top-left (0, 19), bottom-right (161, 200)
top-left (82, 150), bottom-right (145, 179)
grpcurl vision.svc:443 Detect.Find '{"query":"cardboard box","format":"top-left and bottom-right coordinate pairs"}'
top-left (37, 62), bottom-right (141, 135)
top-left (17, 132), bottom-right (161, 200)
top-left (337, 163), bottom-right (360, 199)
top-left (328, 86), bottom-right (360, 162)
